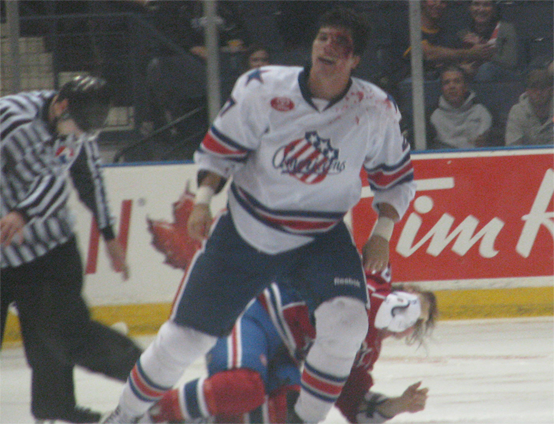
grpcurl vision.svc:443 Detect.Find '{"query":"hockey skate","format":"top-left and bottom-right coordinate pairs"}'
top-left (135, 405), bottom-right (165, 424)
top-left (99, 407), bottom-right (140, 424)
top-left (34, 406), bottom-right (102, 423)
top-left (136, 403), bottom-right (207, 424)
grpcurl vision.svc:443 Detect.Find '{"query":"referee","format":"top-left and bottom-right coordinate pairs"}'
top-left (0, 76), bottom-right (142, 423)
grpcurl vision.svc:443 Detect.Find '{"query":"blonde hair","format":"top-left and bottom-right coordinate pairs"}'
top-left (393, 285), bottom-right (438, 346)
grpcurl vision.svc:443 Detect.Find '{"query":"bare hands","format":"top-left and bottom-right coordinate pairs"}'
top-left (459, 61), bottom-right (478, 76)
top-left (395, 381), bottom-right (429, 413)
top-left (105, 239), bottom-right (130, 280)
top-left (190, 45), bottom-right (208, 59)
top-left (470, 43), bottom-right (495, 61)
top-left (362, 235), bottom-right (390, 272)
top-left (0, 212), bottom-right (26, 246)
top-left (463, 32), bottom-right (482, 46)
top-left (187, 204), bottom-right (212, 241)
top-left (376, 382), bottom-right (429, 418)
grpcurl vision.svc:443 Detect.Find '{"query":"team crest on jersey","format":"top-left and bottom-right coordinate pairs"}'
top-left (272, 131), bottom-right (345, 184)
top-left (55, 146), bottom-right (75, 164)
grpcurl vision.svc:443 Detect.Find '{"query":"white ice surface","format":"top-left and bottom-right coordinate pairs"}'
top-left (1, 317), bottom-right (553, 424)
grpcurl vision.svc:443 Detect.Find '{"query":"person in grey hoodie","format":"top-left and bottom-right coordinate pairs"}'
top-left (430, 65), bottom-right (493, 149)
top-left (505, 67), bottom-right (553, 146)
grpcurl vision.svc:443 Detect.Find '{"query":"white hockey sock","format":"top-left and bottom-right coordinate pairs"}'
top-left (118, 321), bottom-right (217, 417)
top-left (295, 297), bottom-right (368, 423)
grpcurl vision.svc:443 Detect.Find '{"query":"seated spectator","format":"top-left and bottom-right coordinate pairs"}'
top-left (130, 0), bottom-right (251, 161)
top-left (244, 44), bottom-right (271, 71)
top-left (429, 65), bottom-right (493, 149)
top-left (505, 67), bottom-right (553, 146)
top-left (457, 0), bottom-right (519, 82)
top-left (147, 0), bottom-right (249, 60)
top-left (391, 0), bottom-right (494, 82)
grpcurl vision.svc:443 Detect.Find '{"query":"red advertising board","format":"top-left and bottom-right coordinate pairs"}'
top-left (352, 150), bottom-right (554, 282)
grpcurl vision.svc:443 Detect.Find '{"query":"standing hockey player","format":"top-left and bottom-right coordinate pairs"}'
top-left (144, 188), bottom-right (435, 424)
top-left (140, 267), bottom-right (436, 424)
top-left (1, 76), bottom-right (142, 423)
top-left (103, 7), bottom-right (416, 423)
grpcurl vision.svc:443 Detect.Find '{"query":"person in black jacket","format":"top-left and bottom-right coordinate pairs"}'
top-left (0, 76), bottom-right (142, 423)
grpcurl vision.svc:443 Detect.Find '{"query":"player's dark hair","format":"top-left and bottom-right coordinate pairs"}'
top-left (57, 76), bottom-right (111, 132)
top-left (317, 7), bottom-right (370, 56)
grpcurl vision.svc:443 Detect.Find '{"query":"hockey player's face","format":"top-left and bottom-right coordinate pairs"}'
top-left (312, 27), bottom-right (359, 74)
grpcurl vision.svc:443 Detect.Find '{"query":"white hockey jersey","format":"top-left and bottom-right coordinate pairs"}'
top-left (195, 66), bottom-right (416, 253)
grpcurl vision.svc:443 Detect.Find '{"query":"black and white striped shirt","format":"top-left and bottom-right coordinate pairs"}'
top-left (1, 90), bottom-right (115, 268)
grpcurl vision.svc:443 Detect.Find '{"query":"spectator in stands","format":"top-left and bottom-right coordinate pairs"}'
top-left (147, 0), bottom-right (249, 60)
top-left (391, 0), bottom-right (495, 82)
top-left (244, 44), bottom-right (271, 71)
top-left (429, 65), bottom-right (493, 149)
top-left (130, 0), bottom-right (250, 161)
top-left (457, 0), bottom-right (519, 82)
top-left (505, 67), bottom-right (553, 146)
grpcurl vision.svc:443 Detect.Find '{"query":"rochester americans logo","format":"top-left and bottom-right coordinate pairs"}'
top-left (272, 131), bottom-right (345, 184)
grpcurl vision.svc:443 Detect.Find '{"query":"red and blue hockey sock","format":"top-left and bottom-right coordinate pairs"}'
top-left (129, 358), bottom-right (173, 404)
top-left (150, 369), bottom-right (266, 422)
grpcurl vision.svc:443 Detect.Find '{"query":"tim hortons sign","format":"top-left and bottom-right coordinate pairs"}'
top-left (352, 150), bottom-right (554, 282)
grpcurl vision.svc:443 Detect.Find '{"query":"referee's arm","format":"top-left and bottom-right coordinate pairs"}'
top-left (69, 138), bottom-right (116, 241)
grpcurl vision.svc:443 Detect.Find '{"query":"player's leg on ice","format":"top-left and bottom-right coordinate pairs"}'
top-left (144, 369), bottom-right (265, 423)
top-left (142, 296), bottom-right (296, 423)
top-left (142, 363), bottom-right (299, 424)
top-left (292, 297), bottom-right (368, 423)
top-left (287, 222), bottom-right (369, 423)
top-left (102, 213), bottom-right (279, 423)
top-left (102, 321), bottom-right (217, 423)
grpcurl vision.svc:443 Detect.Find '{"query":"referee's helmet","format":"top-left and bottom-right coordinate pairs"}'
top-left (58, 76), bottom-right (111, 133)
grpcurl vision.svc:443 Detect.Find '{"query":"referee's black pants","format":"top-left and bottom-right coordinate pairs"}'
top-left (0, 237), bottom-right (142, 419)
